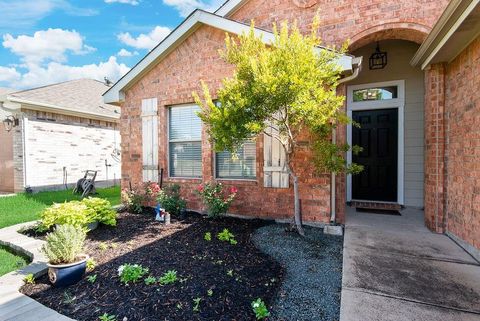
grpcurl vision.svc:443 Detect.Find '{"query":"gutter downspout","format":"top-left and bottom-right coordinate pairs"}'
top-left (330, 57), bottom-right (362, 224)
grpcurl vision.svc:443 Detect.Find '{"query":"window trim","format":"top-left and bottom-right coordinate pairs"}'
top-left (213, 140), bottom-right (257, 181)
top-left (167, 104), bottom-right (203, 179)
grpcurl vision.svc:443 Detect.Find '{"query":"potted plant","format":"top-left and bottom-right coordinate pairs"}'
top-left (42, 224), bottom-right (88, 287)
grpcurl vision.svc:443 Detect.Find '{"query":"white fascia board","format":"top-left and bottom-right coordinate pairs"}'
top-left (7, 96), bottom-right (120, 122)
top-left (215, 0), bottom-right (245, 16)
top-left (103, 9), bottom-right (353, 104)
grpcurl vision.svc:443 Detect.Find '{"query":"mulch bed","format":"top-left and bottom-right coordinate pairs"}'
top-left (21, 212), bottom-right (284, 321)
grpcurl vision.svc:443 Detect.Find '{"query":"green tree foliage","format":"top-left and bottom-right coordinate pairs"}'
top-left (194, 18), bottom-right (361, 235)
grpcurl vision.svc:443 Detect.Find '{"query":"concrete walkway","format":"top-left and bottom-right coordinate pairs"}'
top-left (340, 207), bottom-right (480, 321)
top-left (0, 222), bottom-right (73, 321)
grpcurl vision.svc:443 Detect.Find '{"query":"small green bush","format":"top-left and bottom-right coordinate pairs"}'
top-left (41, 201), bottom-right (94, 229)
top-left (40, 198), bottom-right (117, 229)
top-left (251, 298), bottom-right (270, 320)
top-left (117, 264), bottom-right (149, 285)
top-left (196, 182), bottom-right (237, 218)
top-left (157, 184), bottom-right (186, 216)
top-left (82, 197), bottom-right (117, 226)
top-left (144, 276), bottom-right (157, 285)
top-left (121, 188), bottom-right (144, 213)
top-left (204, 232), bottom-right (212, 241)
top-left (42, 225), bottom-right (86, 264)
top-left (158, 270), bottom-right (177, 285)
top-left (217, 228), bottom-right (237, 245)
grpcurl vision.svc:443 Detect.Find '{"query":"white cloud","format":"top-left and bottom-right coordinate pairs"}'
top-left (0, 66), bottom-right (21, 83)
top-left (2, 28), bottom-right (96, 64)
top-left (105, 0), bottom-right (140, 5)
top-left (162, 0), bottom-right (224, 17)
top-left (0, 0), bottom-right (98, 31)
top-left (0, 57), bottom-right (129, 89)
top-left (117, 49), bottom-right (138, 57)
top-left (118, 26), bottom-right (171, 50)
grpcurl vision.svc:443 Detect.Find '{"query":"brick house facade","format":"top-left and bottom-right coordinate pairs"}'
top-left (1, 79), bottom-right (121, 192)
top-left (105, 0), bottom-right (480, 258)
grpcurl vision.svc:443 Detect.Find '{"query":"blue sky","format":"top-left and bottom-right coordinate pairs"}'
top-left (0, 0), bottom-right (224, 89)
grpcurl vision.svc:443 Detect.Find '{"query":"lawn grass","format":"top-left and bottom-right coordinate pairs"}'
top-left (0, 186), bottom-right (121, 229)
top-left (0, 245), bottom-right (29, 276)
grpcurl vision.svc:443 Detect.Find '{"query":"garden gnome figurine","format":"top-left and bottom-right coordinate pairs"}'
top-left (155, 203), bottom-right (165, 222)
top-left (165, 212), bottom-right (171, 225)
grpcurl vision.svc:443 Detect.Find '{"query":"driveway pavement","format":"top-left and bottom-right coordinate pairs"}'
top-left (340, 207), bottom-right (480, 321)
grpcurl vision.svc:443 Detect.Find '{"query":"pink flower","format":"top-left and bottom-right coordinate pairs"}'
top-left (197, 184), bottom-right (204, 192)
top-left (230, 186), bottom-right (238, 194)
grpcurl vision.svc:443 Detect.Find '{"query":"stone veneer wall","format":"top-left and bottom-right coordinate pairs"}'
top-left (121, 0), bottom-right (450, 223)
top-left (17, 109), bottom-right (121, 191)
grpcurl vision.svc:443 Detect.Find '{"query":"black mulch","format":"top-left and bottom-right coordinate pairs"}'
top-left (21, 212), bottom-right (284, 321)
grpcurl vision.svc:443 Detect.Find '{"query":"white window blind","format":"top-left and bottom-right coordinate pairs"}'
top-left (216, 141), bottom-right (256, 179)
top-left (169, 105), bottom-right (202, 178)
top-left (141, 98), bottom-right (158, 182)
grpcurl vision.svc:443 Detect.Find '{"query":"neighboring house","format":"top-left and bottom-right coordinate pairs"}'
top-left (0, 79), bottom-right (121, 193)
top-left (104, 0), bottom-right (480, 259)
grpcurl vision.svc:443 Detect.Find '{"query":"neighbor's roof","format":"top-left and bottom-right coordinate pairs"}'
top-left (7, 79), bottom-right (120, 121)
top-left (0, 87), bottom-right (16, 97)
top-left (103, 9), bottom-right (354, 104)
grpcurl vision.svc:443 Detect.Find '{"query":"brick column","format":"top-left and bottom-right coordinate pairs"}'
top-left (424, 63), bottom-right (446, 233)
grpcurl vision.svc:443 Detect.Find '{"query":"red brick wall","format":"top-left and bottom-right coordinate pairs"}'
top-left (229, 0), bottom-right (449, 48)
top-left (424, 63), bottom-right (446, 233)
top-left (121, 25), bottom-right (331, 222)
top-left (121, 0), bottom-right (451, 224)
top-left (444, 38), bottom-right (480, 249)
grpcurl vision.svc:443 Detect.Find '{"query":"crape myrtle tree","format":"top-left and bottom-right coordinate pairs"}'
top-left (194, 18), bottom-right (362, 235)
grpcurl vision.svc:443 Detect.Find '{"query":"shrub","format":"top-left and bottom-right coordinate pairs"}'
top-left (204, 232), bottom-right (212, 241)
top-left (251, 298), bottom-right (270, 320)
top-left (41, 201), bottom-right (95, 229)
top-left (42, 225), bottom-right (86, 265)
top-left (217, 228), bottom-right (237, 245)
top-left (82, 197), bottom-right (117, 226)
top-left (158, 270), bottom-right (177, 285)
top-left (99, 313), bottom-right (116, 321)
top-left (121, 188), bottom-right (144, 214)
top-left (87, 274), bottom-right (97, 283)
top-left (41, 198), bottom-right (116, 229)
top-left (86, 258), bottom-right (96, 272)
top-left (196, 182), bottom-right (237, 218)
top-left (157, 184), bottom-right (187, 216)
top-left (144, 181), bottom-right (161, 204)
top-left (23, 274), bottom-right (35, 284)
top-left (117, 264), bottom-right (149, 285)
top-left (144, 276), bottom-right (157, 285)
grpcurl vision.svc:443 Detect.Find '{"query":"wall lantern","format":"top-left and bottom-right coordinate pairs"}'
top-left (2, 115), bottom-right (19, 132)
top-left (369, 42), bottom-right (387, 70)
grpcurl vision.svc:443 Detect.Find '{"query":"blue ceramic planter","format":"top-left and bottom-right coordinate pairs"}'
top-left (47, 255), bottom-right (88, 287)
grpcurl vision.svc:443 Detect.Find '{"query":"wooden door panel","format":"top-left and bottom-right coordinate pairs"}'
top-left (352, 108), bottom-right (398, 202)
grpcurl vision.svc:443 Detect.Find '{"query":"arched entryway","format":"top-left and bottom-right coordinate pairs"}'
top-left (345, 38), bottom-right (426, 210)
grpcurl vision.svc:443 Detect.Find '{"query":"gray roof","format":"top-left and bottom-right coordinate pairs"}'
top-left (8, 79), bottom-right (120, 119)
top-left (0, 87), bottom-right (16, 97)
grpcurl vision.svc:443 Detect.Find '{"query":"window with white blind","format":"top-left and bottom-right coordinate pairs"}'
top-left (216, 141), bottom-right (256, 179)
top-left (169, 105), bottom-right (202, 178)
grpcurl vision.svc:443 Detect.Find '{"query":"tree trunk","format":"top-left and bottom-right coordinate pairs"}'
top-left (291, 172), bottom-right (305, 236)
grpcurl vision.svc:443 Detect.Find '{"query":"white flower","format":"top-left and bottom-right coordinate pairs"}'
top-left (253, 302), bottom-right (260, 308)
top-left (118, 265), bottom-right (125, 276)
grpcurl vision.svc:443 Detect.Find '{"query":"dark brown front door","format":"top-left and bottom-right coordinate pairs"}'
top-left (352, 108), bottom-right (398, 202)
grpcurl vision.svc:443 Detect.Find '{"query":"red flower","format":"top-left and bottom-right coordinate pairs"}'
top-left (230, 186), bottom-right (238, 194)
top-left (197, 184), bottom-right (204, 192)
